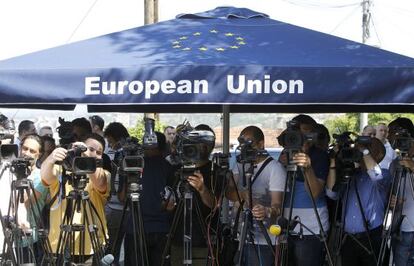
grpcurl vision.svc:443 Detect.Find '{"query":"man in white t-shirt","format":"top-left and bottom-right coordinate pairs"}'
top-left (226, 125), bottom-right (286, 265)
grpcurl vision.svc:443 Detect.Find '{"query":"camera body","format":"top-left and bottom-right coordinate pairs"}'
top-left (10, 157), bottom-right (32, 179)
top-left (142, 117), bottom-right (158, 149)
top-left (57, 117), bottom-right (75, 147)
top-left (332, 132), bottom-right (371, 182)
top-left (277, 120), bottom-right (318, 151)
top-left (236, 136), bottom-right (267, 164)
top-left (117, 137), bottom-right (145, 189)
top-left (391, 128), bottom-right (413, 155)
top-left (174, 123), bottom-right (215, 166)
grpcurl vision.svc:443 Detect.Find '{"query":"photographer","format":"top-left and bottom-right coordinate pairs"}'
top-left (169, 124), bottom-right (217, 266)
top-left (326, 137), bottom-right (390, 266)
top-left (103, 122), bottom-right (129, 265)
top-left (40, 133), bottom-right (110, 263)
top-left (278, 114), bottom-right (330, 266)
top-left (121, 132), bottom-right (175, 266)
top-left (226, 125), bottom-right (286, 265)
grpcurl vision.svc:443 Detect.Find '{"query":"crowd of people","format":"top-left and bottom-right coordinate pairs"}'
top-left (0, 113), bottom-right (413, 266)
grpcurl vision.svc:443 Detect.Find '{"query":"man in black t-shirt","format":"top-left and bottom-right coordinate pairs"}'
top-left (169, 124), bottom-right (219, 266)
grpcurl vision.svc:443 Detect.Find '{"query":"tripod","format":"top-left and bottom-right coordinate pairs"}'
top-left (55, 176), bottom-right (105, 265)
top-left (277, 161), bottom-right (333, 266)
top-left (1, 162), bottom-right (54, 266)
top-left (111, 174), bottom-right (149, 266)
top-left (377, 161), bottom-right (414, 266)
top-left (331, 175), bottom-right (377, 266)
top-left (161, 166), bottom-right (211, 266)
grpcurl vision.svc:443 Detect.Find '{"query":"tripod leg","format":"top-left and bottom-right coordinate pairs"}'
top-left (161, 199), bottom-right (184, 266)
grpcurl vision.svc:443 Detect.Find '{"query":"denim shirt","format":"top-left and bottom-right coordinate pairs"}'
top-left (342, 166), bottom-right (391, 234)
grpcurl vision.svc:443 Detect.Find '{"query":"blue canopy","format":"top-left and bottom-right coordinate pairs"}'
top-left (1, 6), bottom-right (414, 112)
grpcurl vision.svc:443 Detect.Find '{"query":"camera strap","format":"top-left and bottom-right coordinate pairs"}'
top-left (251, 157), bottom-right (273, 186)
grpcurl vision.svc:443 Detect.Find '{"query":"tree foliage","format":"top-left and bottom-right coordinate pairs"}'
top-left (324, 113), bottom-right (414, 138)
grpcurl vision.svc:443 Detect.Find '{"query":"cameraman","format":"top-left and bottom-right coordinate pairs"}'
top-left (40, 133), bottom-right (110, 263)
top-left (226, 125), bottom-right (286, 265)
top-left (121, 132), bottom-right (175, 266)
top-left (170, 124), bottom-right (218, 266)
top-left (278, 114), bottom-right (330, 266)
top-left (326, 137), bottom-right (390, 266)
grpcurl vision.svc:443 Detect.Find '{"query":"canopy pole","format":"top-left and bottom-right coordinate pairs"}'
top-left (221, 105), bottom-right (230, 224)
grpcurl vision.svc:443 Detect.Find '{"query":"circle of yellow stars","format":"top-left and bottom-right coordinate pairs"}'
top-left (171, 29), bottom-right (247, 52)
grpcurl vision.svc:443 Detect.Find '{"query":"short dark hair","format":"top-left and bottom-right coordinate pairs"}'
top-left (292, 114), bottom-right (317, 127)
top-left (18, 120), bottom-right (35, 136)
top-left (89, 115), bottom-right (105, 131)
top-left (21, 134), bottom-right (44, 154)
top-left (85, 133), bottom-right (106, 150)
top-left (104, 122), bottom-right (129, 142)
top-left (240, 126), bottom-right (264, 143)
top-left (72, 118), bottom-right (92, 133)
top-left (389, 117), bottom-right (414, 137)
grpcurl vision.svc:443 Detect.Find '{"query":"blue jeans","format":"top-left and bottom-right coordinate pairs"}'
top-left (393, 231), bottom-right (414, 266)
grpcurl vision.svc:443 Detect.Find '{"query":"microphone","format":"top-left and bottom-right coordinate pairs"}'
top-left (101, 254), bottom-right (114, 266)
top-left (269, 216), bottom-right (300, 236)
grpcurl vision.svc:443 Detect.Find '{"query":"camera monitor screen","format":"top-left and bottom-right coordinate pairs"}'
top-left (72, 157), bottom-right (97, 175)
top-left (122, 156), bottom-right (144, 172)
top-left (1, 144), bottom-right (18, 159)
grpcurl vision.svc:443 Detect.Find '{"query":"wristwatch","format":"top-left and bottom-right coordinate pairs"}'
top-left (362, 149), bottom-right (370, 156)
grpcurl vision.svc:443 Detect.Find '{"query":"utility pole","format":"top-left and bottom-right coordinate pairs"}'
top-left (144, 0), bottom-right (159, 121)
top-left (359, 0), bottom-right (371, 133)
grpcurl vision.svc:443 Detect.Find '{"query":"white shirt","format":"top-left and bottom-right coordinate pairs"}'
top-left (232, 156), bottom-right (286, 245)
top-left (379, 141), bottom-right (397, 169)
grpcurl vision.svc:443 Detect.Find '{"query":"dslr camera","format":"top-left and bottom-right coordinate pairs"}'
top-left (391, 128), bottom-right (413, 155)
top-left (236, 136), bottom-right (267, 164)
top-left (332, 132), bottom-right (371, 181)
top-left (277, 120), bottom-right (318, 151)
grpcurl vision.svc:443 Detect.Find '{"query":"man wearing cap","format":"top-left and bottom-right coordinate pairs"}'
top-left (326, 137), bottom-right (391, 266)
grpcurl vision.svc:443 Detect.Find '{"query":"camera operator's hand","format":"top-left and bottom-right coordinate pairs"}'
top-left (252, 204), bottom-right (267, 221)
top-left (292, 152), bottom-right (312, 169)
top-left (399, 157), bottom-right (414, 171)
top-left (188, 170), bottom-right (215, 208)
top-left (49, 147), bottom-right (68, 163)
top-left (187, 171), bottom-right (206, 193)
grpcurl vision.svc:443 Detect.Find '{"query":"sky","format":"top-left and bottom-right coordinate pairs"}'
top-left (0, 0), bottom-right (413, 60)
top-left (0, 0), bottom-right (413, 120)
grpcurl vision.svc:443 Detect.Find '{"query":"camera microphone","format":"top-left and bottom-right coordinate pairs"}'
top-left (269, 216), bottom-right (300, 236)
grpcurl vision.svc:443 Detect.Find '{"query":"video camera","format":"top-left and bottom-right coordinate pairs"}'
top-left (174, 122), bottom-right (215, 167)
top-left (142, 116), bottom-right (158, 149)
top-left (0, 114), bottom-right (18, 161)
top-left (277, 120), bottom-right (318, 151)
top-left (332, 132), bottom-right (371, 181)
top-left (10, 157), bottom-right (32, 179)
top-left (391, 128), bottom-right (413, 155)
top-left (57, 117), bottom-right (75, 147)
top-left (236, 136), bottom-right (268, 164)
top-left (56, 145), bottom-right (101, 177)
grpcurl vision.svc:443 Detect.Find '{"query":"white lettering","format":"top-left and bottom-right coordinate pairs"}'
top-left (85, 77), bottom-right (100, 95)
top-left (145, 80), bottom-right (160, 99)
top-left (227, 75), bottom-right (244, 94)
top-left (247, 79), bottom-right (262, 94)
top-left (193, 80), bottom-right (208, 93)
top-left (102, 81), bottom-right (117, 95)
top-left (128, 81), bottom-right (144, 94)
top-left (177, 80), bottom-right (192, 93)
top-left (272, 80), bottom-right (288, 94)
top-left (161, 80), bottom-right (176, 94)
top-left (289, 80), bottom-right (304, 94)
top-left (117, 81), bottom-right (128, 94)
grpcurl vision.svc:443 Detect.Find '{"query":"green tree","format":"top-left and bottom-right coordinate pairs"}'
top-left (128, 118), bottom-right (166, 141)
top-left (324, 113), bottom-right (414, 139)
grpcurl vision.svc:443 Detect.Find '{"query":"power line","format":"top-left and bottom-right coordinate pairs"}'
top-left (66, 0), bottom-right (100, 43)
top-left (329, 5), bottom-right (360, 34)
top-left (281, 0), bottom-right (360, 9)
